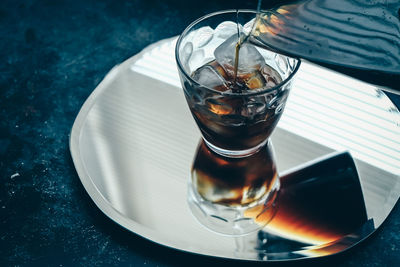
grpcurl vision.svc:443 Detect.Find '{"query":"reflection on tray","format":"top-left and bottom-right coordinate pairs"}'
top-left (189, 140), bottom-right (280, 235)
top-left (190, 140), bottom-right (373, 259)
top-left (254, 150), bottom-right (374, 259)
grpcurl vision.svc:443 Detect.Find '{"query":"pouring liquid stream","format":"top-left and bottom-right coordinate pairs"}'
top-left (233, 1), bottom-right (263, 85)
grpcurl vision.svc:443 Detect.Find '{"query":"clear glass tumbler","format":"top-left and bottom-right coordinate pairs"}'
top-left (176, 10), bottom-right (300, 158)
top-left (176, 10), bottom-right (300, 235)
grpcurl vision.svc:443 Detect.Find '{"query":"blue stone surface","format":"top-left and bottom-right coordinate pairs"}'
top-left (0, 0), bottom-right (399, 266)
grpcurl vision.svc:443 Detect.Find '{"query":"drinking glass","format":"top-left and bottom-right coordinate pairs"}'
top-left (176, 10), bottom-right (300, 158)
top-left (175, 10), bottom-right (300, 235)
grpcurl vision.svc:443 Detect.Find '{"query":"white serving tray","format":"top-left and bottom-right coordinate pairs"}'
top-left (70, 37), bottom-right (400, 261)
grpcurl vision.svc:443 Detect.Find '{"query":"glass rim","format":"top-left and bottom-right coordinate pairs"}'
top-left (175, 9), bottom-right (301, 97)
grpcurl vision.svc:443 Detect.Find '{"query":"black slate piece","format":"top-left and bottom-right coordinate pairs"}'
top-left (0, 0), bottom-right (399, 266)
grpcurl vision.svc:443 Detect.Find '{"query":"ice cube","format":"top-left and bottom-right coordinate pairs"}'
top-left (261, 64), bottom-right (283, 88)
top-left (188, 49), bottom-right (205, 71)
top-left (181, 42), bottom-right (193, 70)
top-left (209, 60), bottom-right (229, 81)
top-left (205, 98), bottom-right (233, 115)
top-left (214, 34), bottom-right (265, 74)
top-left (192, 64), bottom-right (228, 91)
top-left (193, 26), bottom-right (214, 48)
top-left (241, 100), bottom-right (267, 118)
top-left (214, 21), bottom-right (240, 39)
top-left (274, 54), bottom-right (288, 73)
top-left (245, 71), bottom-right (266, 90)
top-left (242, 18), bottom-right (256, 35)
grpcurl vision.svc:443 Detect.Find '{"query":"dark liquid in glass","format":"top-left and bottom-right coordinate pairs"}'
top-left (189, 60), bottom-right (286, 151)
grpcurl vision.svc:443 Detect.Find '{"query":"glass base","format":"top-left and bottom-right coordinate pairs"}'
top-left (203, 138), bottom-right (269, 158)
top-left (187, 177), bottom-right (280, 236)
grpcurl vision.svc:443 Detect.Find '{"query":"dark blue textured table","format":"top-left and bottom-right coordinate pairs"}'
top-left (1, 0), bottom-right (399, 266)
